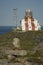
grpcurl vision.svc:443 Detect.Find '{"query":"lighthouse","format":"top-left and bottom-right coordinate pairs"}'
top-left (21, 9), bottom-right (41, 31)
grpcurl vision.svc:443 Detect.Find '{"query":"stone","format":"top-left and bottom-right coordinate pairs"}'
top-left (7, 54), bottom-right (15, 61)
top-left (5, 49), bottom-right (27, 56)
top-left (12, 38), bottom-right (21, 49)
top-left (8, 62), bottom-right (23, 65)
top-left (24, 61), bottom-right (32, 65)
top-left (14, 57), bottom-right (28, 63)
top-left (0, 59), bottom-right (8, 65)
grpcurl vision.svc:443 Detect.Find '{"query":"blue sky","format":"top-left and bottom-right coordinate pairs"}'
top-left (0, 0), bottom-right (43, 26)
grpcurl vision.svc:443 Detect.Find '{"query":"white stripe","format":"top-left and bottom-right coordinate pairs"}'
top-left (21, 18), bottom-right (40, 31)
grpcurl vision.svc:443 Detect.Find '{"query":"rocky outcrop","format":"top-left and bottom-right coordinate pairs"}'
top-left (3, 38), bottom-right (42, 65)
top-left (0, 31), bottom-right (43, 65)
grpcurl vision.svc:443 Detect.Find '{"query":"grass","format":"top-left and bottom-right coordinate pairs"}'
top-left (0, 30), bottom-right (43, 63)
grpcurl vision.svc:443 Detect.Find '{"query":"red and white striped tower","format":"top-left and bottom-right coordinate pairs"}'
top-left (21, 9), bottom-right (41, 31)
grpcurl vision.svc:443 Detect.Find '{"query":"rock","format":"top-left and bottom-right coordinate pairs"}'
top-left (12, 38), bottom-right (21, 49)
top-left (0, 59), bottom-right (8, 65)
top-left (24, 61), bottom-right (32, 65)
top-left (7, 54), bottom-right (15, 61)
top-left (14, 57), bottom-right (28, 63)
top-left (5, 49), bottom-right (27, 56)
top-left (8, 62), bottom-right (23, 65)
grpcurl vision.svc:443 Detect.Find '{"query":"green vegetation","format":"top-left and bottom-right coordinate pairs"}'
top-left (0, 30), bottom-right (43, 63)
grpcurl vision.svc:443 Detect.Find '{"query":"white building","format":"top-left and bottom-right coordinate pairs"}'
top-left (21, 9), bottom-right (41, 31)
top-left (21, 18), bottom-right (41, 32)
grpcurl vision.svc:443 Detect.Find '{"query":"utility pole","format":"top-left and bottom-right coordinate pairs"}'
top-left (13, 8), bottom-right (17, 28)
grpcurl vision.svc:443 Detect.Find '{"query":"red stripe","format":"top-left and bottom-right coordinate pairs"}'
top-left (25, 21), bottom-right (28, 31)
top-left (31, 18), bottom-right (35, 31)
top-left (31, 23), bottom-right (35, 30)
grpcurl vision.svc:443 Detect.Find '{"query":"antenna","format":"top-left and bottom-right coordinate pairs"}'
top-left (13, 8), bottom-right (18, 28)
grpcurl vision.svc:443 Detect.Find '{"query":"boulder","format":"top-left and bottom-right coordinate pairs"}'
top-left (12, 38), bottom-right (21, 49)
top-left (5, 49), bottom-right (27, 56)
